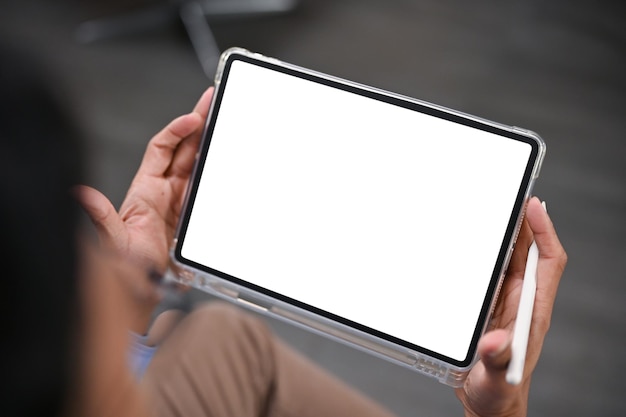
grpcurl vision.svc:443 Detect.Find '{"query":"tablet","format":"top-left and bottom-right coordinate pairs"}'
top-left (171, 48), bottom-right (545, 387)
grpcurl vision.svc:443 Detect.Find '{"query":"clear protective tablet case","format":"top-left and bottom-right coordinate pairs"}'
top-left (169, 47), bottom-right (546, 388)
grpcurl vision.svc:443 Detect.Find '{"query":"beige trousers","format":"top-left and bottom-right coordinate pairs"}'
top-left (141, 302), bottom-right (396, 417)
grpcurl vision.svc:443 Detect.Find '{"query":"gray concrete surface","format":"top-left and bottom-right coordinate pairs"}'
top-left (2, 0), bottom-right (625, 415)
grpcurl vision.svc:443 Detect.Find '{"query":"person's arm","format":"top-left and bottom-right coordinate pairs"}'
top-left (74, 87), bottom-right (214, 333)
top-left (70, 245), bottom-right (153, 417)
top-left (69, 89), bottom-right (214, 417)
top-left (456, 196), bottom-right (567, 417)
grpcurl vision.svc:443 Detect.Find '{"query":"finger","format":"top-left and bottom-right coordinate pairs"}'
top-left (192, 86), bottom-right (214, 118)
top-left (166, 88), bottom-right (215, 190)
top-left (138, 112), bottom-right (205, 178)
top-left (460, 329), bottom-right (517, 408)
top-left (527, 197), bottom-right (566, 261)
top-left (72, 185), bottom-right (127, 251)
top-left (526, 197), bottom-right (567, 305)
top-left (137, 88), bottom-right (213, 179)
top-left (479, 329), bottom-right (513, 372)
top-left (507, 215), bottom-right (534, 277)
top-left (491, 202), bottom-right (535, 328)
top-left (166, 117), bottom-right (204, 180)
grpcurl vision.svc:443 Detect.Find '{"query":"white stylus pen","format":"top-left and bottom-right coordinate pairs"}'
top-left (506, 201), bottom-right (545, 385)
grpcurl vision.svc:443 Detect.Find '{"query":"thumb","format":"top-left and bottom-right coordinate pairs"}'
top-left (72, 185), bottom-right (127, 251)
top-left (459, 331), bottom-right (527, 416)
top-left (478, 329), bottom-right (512, 373)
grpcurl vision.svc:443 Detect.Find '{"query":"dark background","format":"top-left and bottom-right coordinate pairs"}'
top-left (2, 0), bottom-right (625, 415)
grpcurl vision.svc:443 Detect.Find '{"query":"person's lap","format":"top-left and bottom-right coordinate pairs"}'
top-left (141, 302), bottom-right (396, 417)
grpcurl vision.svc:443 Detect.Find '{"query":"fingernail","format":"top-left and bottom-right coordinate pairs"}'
top-left (488, 337), bottom-right (511, 358)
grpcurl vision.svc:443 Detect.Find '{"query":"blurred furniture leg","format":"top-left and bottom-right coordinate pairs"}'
top-left (179, 1), bottom-right (221, 77)
top-left (75, 0), bottom-right (300, 77)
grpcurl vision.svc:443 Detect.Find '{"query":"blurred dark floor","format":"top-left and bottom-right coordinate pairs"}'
top-left (2, 0), bottom-right (625, 415)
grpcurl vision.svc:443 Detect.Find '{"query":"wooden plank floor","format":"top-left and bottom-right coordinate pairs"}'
top-left (2, 0), bottom-right (624, 415)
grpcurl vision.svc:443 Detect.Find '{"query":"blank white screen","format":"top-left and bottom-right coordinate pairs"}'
top-left (181, 60), bottom-right (532, 361)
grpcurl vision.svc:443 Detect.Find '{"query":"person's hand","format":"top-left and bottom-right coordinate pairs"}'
top-left (74, 87), bottom-right (214, 329)
top-left (455, 196), bottom-right (567, 417)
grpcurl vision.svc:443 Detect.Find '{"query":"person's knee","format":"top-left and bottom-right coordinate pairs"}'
top-left (183, 301), bottom-right (275, 360)
top-left (179, 301), bottom-right (277, 388)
